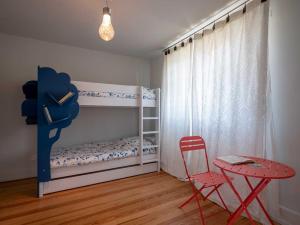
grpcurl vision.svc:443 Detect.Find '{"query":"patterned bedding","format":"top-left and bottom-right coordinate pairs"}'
top-left (50, 136), bottom-right (156, 168)
top-left (78, 87), bottom-right (156, 100)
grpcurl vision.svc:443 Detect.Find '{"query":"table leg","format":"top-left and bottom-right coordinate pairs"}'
top-left (228, 176), bottom-right (270, 225)
top-left (231, 178), bottom-right (270, 223)
top-left (220, 169), bottom-right (257, 225)
top-left (245, 177), bottom-right (275, 225)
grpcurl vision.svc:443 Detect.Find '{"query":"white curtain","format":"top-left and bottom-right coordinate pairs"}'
top-left (161, 43), bottom-right (193, 179)
top-left (161, 2), bottom-right (278, 223)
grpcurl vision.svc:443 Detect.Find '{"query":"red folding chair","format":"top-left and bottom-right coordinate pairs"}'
top-left (179, 136), bottom-right (231, 225)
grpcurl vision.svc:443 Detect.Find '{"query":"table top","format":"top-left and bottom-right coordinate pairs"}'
top-left (213, 156), bottom-right (295, 179)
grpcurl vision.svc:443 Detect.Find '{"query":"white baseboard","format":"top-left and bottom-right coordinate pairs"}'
top-left (271, 205), bottom-right (300, 225)
top-left (271, 215), bottom-right (291, 225)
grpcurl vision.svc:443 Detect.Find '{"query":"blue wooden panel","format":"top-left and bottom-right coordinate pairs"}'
top-left (22, 80), bottom-right (37, 99)
top-left (37, 66), bottom-right (79, 182)
top-left (21, 99), bottom-right (37, 117)
top-left (21, 81), bottom-right (38, 124)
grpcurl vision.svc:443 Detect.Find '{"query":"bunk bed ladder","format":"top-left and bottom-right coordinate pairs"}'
top-left (139, 87), bottom-right (161, 172)
top-left (139, 87), bottom-right (144, 165)
top-left (156, 88), bottom-right (161, 172)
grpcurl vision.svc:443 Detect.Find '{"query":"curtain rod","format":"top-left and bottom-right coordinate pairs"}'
top-left (163, 0), bottom-right (267, 53)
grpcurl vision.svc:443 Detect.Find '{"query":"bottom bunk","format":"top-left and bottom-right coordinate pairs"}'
top-left (39, 136), bottom-right (160, 197)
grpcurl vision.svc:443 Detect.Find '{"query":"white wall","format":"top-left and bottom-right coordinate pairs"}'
top-left (150, 55), bottom-right (164, 89)
top-left (269, 0), bottom-right (300, 224)
top-left (0, 33), bottom-right (150, 182)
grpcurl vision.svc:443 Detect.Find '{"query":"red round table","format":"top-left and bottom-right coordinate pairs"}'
top-left (213, 156), bottom-right (295, 225)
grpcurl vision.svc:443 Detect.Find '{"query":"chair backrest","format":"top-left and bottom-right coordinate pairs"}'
top-left (179, 136), bottom-right (210, 178)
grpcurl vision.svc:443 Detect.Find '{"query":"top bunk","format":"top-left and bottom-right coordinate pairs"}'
top-left (73, 81), bottom-right (159, 107)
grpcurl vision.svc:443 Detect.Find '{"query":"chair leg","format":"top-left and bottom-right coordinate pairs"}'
top-left (203, 184), bottom-right (220, 200)
top-left (194, 188), bottom-right (206, 225)
top-left (179, 192), bottom-right (198, 208)
top-left (184, 183), bottom-right (206, 225)
top-left (202, 184), bottom-right (231, 215)
top-left (179, 185), bottom-right (205, 208)
top-left (215, 185), bottom-right (231, 215)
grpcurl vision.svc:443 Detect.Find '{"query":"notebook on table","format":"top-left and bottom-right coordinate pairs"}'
top-left (218, 155), bottom-right (255, 165)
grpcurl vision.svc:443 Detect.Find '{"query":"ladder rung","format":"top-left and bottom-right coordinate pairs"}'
top-left (143, 117), bottom-right (159, 120)
top-left (143, 131), bottom-right (159, 134)
top-left (143, 158), bottom-right (159, 163)
top-left (143, 145), bottom-right (158, 149)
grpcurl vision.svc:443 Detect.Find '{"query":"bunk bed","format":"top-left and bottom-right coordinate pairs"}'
top-left (21, 67), bottom-right (160, 197)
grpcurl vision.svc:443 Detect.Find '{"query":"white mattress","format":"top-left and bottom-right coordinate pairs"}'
top-left (78, 87), bottom-right (156, 100)
top-left (50, 136), bottom-right (156, 168)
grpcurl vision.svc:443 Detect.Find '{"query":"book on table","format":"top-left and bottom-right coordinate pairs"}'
top-left (218, 155), bottom-right (254, 165)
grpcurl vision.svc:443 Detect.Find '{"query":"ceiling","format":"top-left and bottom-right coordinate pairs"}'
top-left (0, 0), bottom-right (232, 58)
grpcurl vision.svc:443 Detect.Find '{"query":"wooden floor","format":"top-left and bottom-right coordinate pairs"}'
top-left (0, 172), bottom-right (260, 225)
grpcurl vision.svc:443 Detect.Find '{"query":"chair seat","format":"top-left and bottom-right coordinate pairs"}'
top-left (191, 171), bottom-right (228, 187)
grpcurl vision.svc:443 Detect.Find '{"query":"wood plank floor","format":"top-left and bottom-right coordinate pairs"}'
top-left (0, 172), bottom-right (264, 225)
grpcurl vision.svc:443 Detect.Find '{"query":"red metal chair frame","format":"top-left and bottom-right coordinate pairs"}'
top-left (179, 136), bottom-right (231, 225)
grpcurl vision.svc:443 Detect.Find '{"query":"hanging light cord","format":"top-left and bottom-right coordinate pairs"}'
top-left (105, 0), bottom-right (108, 7)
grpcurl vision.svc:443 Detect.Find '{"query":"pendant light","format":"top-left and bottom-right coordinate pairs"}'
top-left (99, 0), bottom-right (115, 41)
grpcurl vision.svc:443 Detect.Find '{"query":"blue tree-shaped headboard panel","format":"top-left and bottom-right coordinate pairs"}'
top-left (37, 67), bottom-right (79, 181)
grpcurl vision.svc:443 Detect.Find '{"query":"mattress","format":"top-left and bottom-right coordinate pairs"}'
top-left (50, 136), bottom-right (156, 168)
top-left (78, 87), bottom-right (156, 100)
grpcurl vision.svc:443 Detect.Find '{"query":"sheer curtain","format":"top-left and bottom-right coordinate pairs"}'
top-left (161, 43), bottom-right (193, 179)
top-left (161, 1), bottom-right (278, 223)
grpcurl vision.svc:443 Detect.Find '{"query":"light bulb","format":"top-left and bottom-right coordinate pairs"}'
top-left (99, 7), bottom-right (115, 41)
